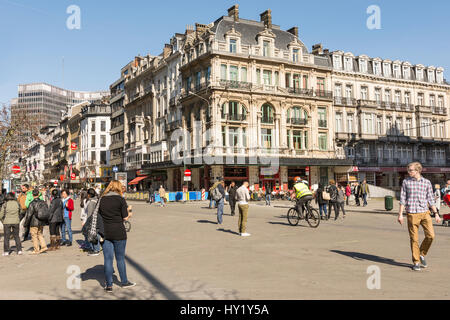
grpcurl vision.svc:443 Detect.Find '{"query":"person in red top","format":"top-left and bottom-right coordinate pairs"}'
top-left (345, 184), bottom-right (351, 205)
top-left (60, 189), bottom-right (75, 246)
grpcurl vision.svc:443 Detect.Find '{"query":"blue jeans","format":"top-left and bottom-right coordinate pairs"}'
top-left (102, 239), bottom-right (128, 287)
top-left (217, 198), bottom-right (224, 225)
top-left (319, 203), bottom-right (328, 217)
top-left (61, 217), bottom-right (72, 243)
top-left (265, 194), bottom-right (271, 205)
top-left (362, 193), bottom-right (368, 206)
top-left (85, 234), bottom-right (101, 251)
top-left (209, 198), bottom-right (216, 208)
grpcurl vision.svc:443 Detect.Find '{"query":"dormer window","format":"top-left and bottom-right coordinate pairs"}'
top-left (359, 59), bottom-right (367, 73)
top-left (293, 49), bottom-right (299, 62)
top-left (263, 41), bottom-right (270, 57)
top-left (333, 55), bottom-right (342, 69)
top-left (344, 57), bottom-right (352, 71)
top-left (383, 63), bottom-right (391, 77)
top-left (428, 70), bottom-right (435, 83)
top-left (373, 62), bottom-right (381, 75)
top-left (416, 68), bottom-right (423, 81)
top-left (403, 66), bottom-right (410, 79)
top-left (229, 39), bottom-right (237, 53)
top-left (393, 65), bottom-right (400, 78)
top-left (437, 71), bottom-right (444, 83)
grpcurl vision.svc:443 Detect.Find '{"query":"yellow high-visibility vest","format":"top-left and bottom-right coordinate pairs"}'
top-left (294, 183), bottom-right (312, 199)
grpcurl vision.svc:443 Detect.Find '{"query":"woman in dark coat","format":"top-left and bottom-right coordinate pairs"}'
top-left (48, 189), bottom-right (63, 251)
top-left (315, 183), bottom-right (328, 220)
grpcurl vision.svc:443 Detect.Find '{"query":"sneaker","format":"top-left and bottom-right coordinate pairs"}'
top-left (412, 264), bottom-right (421, 271)
top-left (420, 256), bottom-right (428, 268)
top-left (66, 242), bottom-right (72, 247)
top-left (104, 286), bottom-right (113, 293)
top-left (17, 251), bottom-right (23, 255)
top-left (2, 252), bottom-right (10, 256)
top-left (241, 233), bottom-right (251, 237)
top-left (121, 281), bottom-right (136, 289)
top-left (87, 251), bottom-right (100, 256)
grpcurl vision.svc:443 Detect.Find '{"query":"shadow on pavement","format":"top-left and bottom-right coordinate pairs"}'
top-left (80, 265), bottom-right (121, 287)
top-left (124, 255), bottom-right (182, 300)
top-left (197, 220), bottom-right (217, 225)
top-left (217, 229), bottom-right (240, 236)
top-left (267, 221), bottom-right (307, 228)
top-left (330, 250), bottom-right (411, 268)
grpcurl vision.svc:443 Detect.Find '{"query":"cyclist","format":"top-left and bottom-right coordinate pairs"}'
top-left (293, 177), bottom-right (313, 218)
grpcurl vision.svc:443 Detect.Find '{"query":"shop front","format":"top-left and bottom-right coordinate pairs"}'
top-left (260, 167), bottom-right (281, 192)
top-left (224, 167), bottom-right (249, 188)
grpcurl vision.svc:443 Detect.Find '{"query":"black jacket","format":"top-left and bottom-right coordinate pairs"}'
top-left (48, 197), bottom-right (63, 223)
top-left (99, 192), bottom-right (128, 241)
top-left (315, 187), bottom-right (329, 205)
top-left (228, 186), bottom-right (238, 201)
top-left (24, 199), bottom-right (48, 228)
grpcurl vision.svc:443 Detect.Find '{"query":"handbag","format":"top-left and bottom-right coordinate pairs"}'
top-left (322, 190), bottom-right (331, 201)
top-left (87, 199), bottom-right (101, 245)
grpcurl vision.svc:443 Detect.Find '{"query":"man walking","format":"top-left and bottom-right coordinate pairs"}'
top-left (158, 185), bottom-right (166, 207)
top-left (148, 185), bottom-right (155, 204)
top-left (17, 184), bottom-right (30, 241)
top-left (360, 179), bottom-right (370, 207)
top-left (23, 189), bottom-right (48, 254)
top-left (265, 184), bottom-right (271, 206)
top-left (227, 181), bottom-right (238, 216)
top-left (398, 162), bottom-right (441, 271)
top-left (236, 181), bottom-right (251, 237)
top-left (215, 178), bottom-right (226, 229)
top-left (354, 182), bottom-right (361, 206)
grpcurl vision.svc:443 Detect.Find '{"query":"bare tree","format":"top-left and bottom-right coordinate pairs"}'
top-left (0, 102), bottom-right (42, 182)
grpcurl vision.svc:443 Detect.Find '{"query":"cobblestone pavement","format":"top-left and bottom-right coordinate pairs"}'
top-left (1, 198), bottom-right (449, 300)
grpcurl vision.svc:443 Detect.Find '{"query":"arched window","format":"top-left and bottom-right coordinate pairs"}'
top-left (221, 101), bottom-right (247, 121)
top-left (287, 107), bottom-right (308, 125)
top-left (261, 104), bottom-right (274, 124)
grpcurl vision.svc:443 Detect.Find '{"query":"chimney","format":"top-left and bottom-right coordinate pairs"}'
top-left (287, 27), bottom-right (298, 38)
top-left (195, 23), bottom-right (207, 34)
top-left (312, 43), bottom-right (323, 55)
top-left (228, 4), bottom-right (239, 21)
top-left (185, 25), bottom-right (194, 35)
top-left (323, 48), bottom-right (329, 55)
top-left (163, 44), bottom-right (172, 59)
top-left (260, 9), bottom-right (272, 29)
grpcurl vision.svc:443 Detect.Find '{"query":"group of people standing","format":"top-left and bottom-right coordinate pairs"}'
top-left (1, 181), bottom-right (136, 293)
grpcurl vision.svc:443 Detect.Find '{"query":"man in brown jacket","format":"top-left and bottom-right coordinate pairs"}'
top-left (17, 184), bottom-right (30, 241)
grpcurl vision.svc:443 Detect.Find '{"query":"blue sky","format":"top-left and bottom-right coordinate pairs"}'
top-left (0, 0), bottom-right (449, 104)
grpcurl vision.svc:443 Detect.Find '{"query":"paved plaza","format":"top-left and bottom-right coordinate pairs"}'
top-left (1, 198), bottom-right (450, 300)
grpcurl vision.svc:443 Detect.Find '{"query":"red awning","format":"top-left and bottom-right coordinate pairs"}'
top-left (128, 176), bottom-right (148, 185)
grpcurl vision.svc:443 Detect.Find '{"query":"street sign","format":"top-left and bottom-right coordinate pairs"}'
top-left (113, 166), bottom-right (119, 173)
top-left (184, 169), bottom-right (192, 177)
top-left (12, 165), bottom-right (21, 174)
top-left (71, 173), bottom-right (76, 180)
top-left (184, 176), bottom-right (191, 182)
top-left (71, 142), bottom-right (77, 151)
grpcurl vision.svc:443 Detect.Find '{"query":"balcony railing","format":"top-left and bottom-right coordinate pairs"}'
top-left (218, 80), bottom-right (252, 90)
top-left (335, 97), bottom-right (357, 106)
top-left (287, 118), bottom-right (308, 125)
top-left (432, 107), bottom-right (447, 115)
top-left (287, 87), bottom-right (314, 97)
top-left (358, 99), bottom-right (381, 108)
top-left (223, 114), bottom-right (247, 122)
top-left (318, 120), bottom-right (327, 128)
top-left (261, 117), bottom-right (274, 124)
top-left (314, 90), bottom-right (333, 99)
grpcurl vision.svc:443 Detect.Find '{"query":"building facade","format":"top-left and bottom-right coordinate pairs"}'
top-left (324, 49), bottom-right (450, 191)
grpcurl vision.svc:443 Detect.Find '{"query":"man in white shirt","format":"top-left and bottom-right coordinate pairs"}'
top-left (236, 181), bottom-right (251, 237)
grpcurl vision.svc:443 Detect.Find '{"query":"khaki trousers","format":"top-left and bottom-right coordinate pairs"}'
top-left (238, 204), bottom-right (249, 234)
top-left (30, 226), bottom-right (47, 252)
top-left (407, 212), bottom-right (435, 264)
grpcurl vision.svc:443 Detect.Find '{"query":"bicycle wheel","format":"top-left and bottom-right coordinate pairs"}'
top-left (306, 207), bottom-right (321, 228)
top-left (287, 208), bottom-right (300, 226)
top-left (124, 221), bottom-right (131, 232)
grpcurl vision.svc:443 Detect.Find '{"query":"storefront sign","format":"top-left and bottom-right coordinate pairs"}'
top-left (115, 172), bottom-right (127, 187)
top-left (261, 167), bottom-right (278, 176)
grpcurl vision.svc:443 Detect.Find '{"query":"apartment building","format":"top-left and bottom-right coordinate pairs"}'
top-left (110, 73), bottom-right (127, 173)
top-left (324, 50), bottom-right (450, 191)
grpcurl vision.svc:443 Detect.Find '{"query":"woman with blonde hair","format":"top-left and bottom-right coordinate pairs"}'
top-left (98, 180), bottom-right (135, 293)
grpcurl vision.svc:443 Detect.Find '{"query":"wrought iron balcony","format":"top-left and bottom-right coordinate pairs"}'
top-left (318, 120), bottom-right (327, 128)
top-left (287, 87), bottom-right (314, 97)
top-left (335, 97), bottom-right (357, 106)
top-left (261, 117), bottom-right (274, 124)
top-left (314, 90), bottom-right (333, 99)
top-left (358, 99), bottom-right (381, 108)
top-left (218, 80), bottom-right (252, 90)
top-left (287, 118), bottom-right (308, 125)
top-left (224, 114), bottom-right (247, 122)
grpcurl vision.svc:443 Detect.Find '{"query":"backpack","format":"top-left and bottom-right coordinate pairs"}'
top-left (327, 186), bottom-right (337, 202)
top-left (211, 186), bottom-right (223, 202)
top-left (35, 200), bottom-right (50, 222)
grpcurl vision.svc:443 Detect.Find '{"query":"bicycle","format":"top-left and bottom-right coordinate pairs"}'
top-left (287, 199), bottom-right (321, 228)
